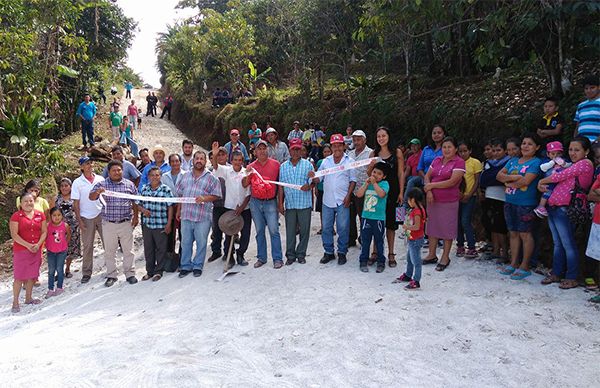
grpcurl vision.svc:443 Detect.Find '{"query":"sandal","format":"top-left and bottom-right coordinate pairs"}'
top-left (498, 265), bottom-right (516, 275)
top-left (541, 275), bottom-right (560, 285)
top-left (25, 298), bottom-right (41, 305)
top-left (388, 253), bottom-right (397, 268)
top-left (435, 259), bottom-right (451, 272)
top-left (584, 278), bottom-right (599, 290)
top-left (65, 272), bottom-right (73, 279)
top-left (510, 269), bottom-right (532, 280)
top-left (422, 256), bottom-right (438, 265)
top-left (11, 305), bottom-right (20, 313)
top-left (559, 279), bottom-right (578, 289)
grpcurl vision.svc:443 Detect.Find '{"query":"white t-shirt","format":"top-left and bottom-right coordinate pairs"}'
top-left (71, 173), bottom-right (105, 218)
top-left (212, 165), bottom-right (250, 210)
top-left (485, 186), bottom-right (506, 202)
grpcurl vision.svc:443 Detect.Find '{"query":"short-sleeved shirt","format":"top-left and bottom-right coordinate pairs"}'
top-left (92, 178), bottom-right (138, 222)
top-left (503, 157), bottom-right (542, 206)
top-left (180, 155), bottom-right (194, 172)
top-left (10, 210), bottom-right (45, 252)
top-left (127, 105), bottom-right (138, 116)
top-left (176, 169), bottom-right (222, 222)
top-left (136, 183), bottom-right (174, 229)
top-left (574, 97), bottom-right (600, 142)
top-left (429, 156), bottom-right (466, 202)
top-left (417, 145), bottom-right (442, 174)
top-left (538, 112), bottom-right (564, 145)
top-left (407, 207), bottom-right (426, 240)
top-left (361, 181), bottom-right (389, 221)
top-left (46, 221), bottom-right (68, 253)
top-left (224, 141), bottom-right (250, 163)
top-left (287, 130), bottom-right (304, 141)
top-left (343, 135), bottom-right (354, 150)
top-left (348, 146), bottom-right (373, 194)
top-left (139, 161), bottom-right (171, 190)
top-left (102, 160), bottom-right (141, 182)
top-left (71, 173), bottom-right (104, 219)
top-left (248, 158), bottom-right (280, 199)
top-left (462, 157), bottom-right (483, 194)
top-left (320, 154), bottom-right (357, 208)
top-left (76, 101), bottom-right (97, 121)
top-left (110, 112), bottom-right (123, 127)
top-left (406, 150), bottom-right (422, 177)
top-left (213, 165), bottom-right (250, 210)
top-left (16, 197), bottom-right (49, 214)
top-left (248, 128), bottom-right (262, 144)
top-left (267, 141), bottom-right (290, 164)
top-left (279, 158), bottom-right (314, 209)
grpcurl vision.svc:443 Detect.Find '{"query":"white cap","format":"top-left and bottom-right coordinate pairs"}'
top-left (265, 127), bottom-right (278, 135)
top-left (351, 130), bottom-right (366, 138)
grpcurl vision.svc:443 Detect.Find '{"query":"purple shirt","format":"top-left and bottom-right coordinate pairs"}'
top-left (92, 178), bottom-right (138, 222)
top-left (429, 155), bottom-right (466, 202)
top-left (176, 169), bottom-right (222, 222)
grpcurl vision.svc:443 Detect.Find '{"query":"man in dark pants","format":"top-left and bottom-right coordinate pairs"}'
top-left (151, 92), bottom-right (158, 115)
top-left (146, 91), bottom-right (154, 117)
top-left (76, 93), bottom-right (97, 149)
top-left (207, 147), bottom-right (229, 262)
top-left (160, 96), bottom-right (173, 120)
top-left (347, 130), bottom-right (372, 247)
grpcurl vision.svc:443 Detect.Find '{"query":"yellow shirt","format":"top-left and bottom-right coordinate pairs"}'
top-left (462, 157), bottom-right (482, 194)
top-left (16, 196), bottom-right (50, 213)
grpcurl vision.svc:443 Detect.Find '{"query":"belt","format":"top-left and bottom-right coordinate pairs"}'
top-left (254, 197), bottom-right (276, 201)
top-left (108, 219), bottom-right (131, 224)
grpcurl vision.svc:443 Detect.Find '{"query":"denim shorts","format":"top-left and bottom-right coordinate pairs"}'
top-left (503, 203), bottom-right (536, 233)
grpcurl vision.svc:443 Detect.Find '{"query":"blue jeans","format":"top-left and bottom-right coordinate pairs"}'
top-left (47, 250), bottom-right (67, 290)
top-left (359, 218), bottom-right (385, 265)
top-left (457, 196), bottom-right (476, 249)
top-left (81, 119), bottom-right (94, 146)
top-left (547, 206), bottom-right (579, 279)
top-left (405, 238), bottom-right (424, 282)
top-left (322, 203), bottom-right (350, 255)
top-left (180, 219), bottom-right (212, 271)
top-left (404, 176), bottom-right (424, 207)
top-left (249, 198), bottom-right (282, 263)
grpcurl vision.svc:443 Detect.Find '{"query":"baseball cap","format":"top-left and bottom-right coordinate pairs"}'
top-left (351, 130), bottom-right (366, 138)
top-left (330, 133), bottom-right (344, 144)
top-left (265, 127), bottom-right (278, 135)
top-left (230, 129), bottom-right (240, 135)
top-left (289, 138), bottom-right (302, 150)
top-left (78, 156), bottom-right (91, 165)
top-left (546, 141), bottom-right (563, 152)
top-left (293, 120), bottom-right (300, 125)
top-left (410, 138), bottom-right (421, 145)
top-left (256, 139), bottom-right (268, 148)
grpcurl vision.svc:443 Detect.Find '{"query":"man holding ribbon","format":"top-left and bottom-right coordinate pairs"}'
top-left (242, 139), bottom-right (284, 269)
top-left (309, 134), bottom-right (356, 265)
top-left (89, 160), bottom-right (139, 287)
top-left (278, 138), bottom-right (314, 265)
top-left (175, 151), bottom-right (221, 278)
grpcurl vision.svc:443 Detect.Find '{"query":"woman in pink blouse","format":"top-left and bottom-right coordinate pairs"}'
top-left (538, 136), bottom-right (593, 289)
top-left (423, 137), bottom-right (466, 271)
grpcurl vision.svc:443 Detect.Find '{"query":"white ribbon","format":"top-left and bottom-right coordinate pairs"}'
top-left (99, 190), bottom-right (198, 206)
top-left (313, 157), bottom-right (379, 178)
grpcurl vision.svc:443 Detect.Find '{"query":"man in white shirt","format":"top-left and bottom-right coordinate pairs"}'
top-left (347, 130), bottom-right (372, 247)
top-left (309, 134), bottom-right (356, 265)
top-left (71, 156), bottom-right (105, 284)
top-left (180, 139), bottom-right (194, 172)
top-left (210, 141), bottom-right (251, 266)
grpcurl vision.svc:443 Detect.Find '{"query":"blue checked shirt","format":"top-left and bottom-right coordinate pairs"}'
top-left (279, 158), bottom-right (314, 209)
top-left (136, 183), bottom-right (174, 229)
top-left (92, 178), bottom-right (137, 222)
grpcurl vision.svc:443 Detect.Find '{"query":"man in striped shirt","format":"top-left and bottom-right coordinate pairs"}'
top-left (175, 151), bottom-right (221, 278)
top-left (574, 74), bottom-right (600, 142)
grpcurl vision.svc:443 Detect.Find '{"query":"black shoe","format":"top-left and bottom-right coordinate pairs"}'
top-left (337, 253), bottom-right (347, 265)
top-left (298, 257), bottom-right (306, 264)
top-left (348, 240), bottom-right (357, 247)
top-left (320, 253), bottom-right (335, 264)
top-left (236, 255), bottom-right (249, 266)
top-left (126, 276), bottom-right (138, 285)
top-left (285, 258), bottom-right (296, 266)
top-left (104, 277), bottom-right (117, 287)
top-left (81, 275), bottom-right (91, 284)
top-left (207, 252), bottom-right (221, 263)
top-left (360, 264), bottom-right (368, 273)
top-left (193, 269), bottom-right (203, 277)
top-left (178, 270), bottom-right (191, 278)
top-left (376, 264), bottom-right (385, 273)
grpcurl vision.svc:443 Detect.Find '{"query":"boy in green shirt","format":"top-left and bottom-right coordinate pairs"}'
top-left (356, 162), bottom-right (389, 273)
top-left (109, 104), bottom-right (123, 142)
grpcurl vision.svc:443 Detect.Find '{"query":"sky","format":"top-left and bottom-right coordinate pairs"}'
top-left (115, 0), bottom-right (197, 87)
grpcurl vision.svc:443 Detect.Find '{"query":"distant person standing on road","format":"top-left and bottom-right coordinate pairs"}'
top-left (151, 92), bottom-right (159, 116)
top-left (125, 81), bottom-right (133, 99)
top-left (76, 93), bottom-right (97, 149)
top-left (146, 91), bottom-right (154, 117)
top-left (127, 100), bottom-right (138, 130)
top-left (160, 96), bottom-right (173, 120)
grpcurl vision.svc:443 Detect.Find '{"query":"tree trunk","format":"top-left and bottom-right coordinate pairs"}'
top-left (403, 40), bottom-right (412, 100)
top-left (425, 33), bottom-right (436, 76)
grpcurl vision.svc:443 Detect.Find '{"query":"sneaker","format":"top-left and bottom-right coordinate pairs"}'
top-left (45, 290), bottom-right (56, 298)
top-left (359, 264), bottom-right (368, 272)
top-left (54, 288), bottom-right (64, 296)
top-left (392, 273), bottom-right (412, 283)
top-left (456, 246), bottom-right (465, 257)
top-left (81, 275), bottom-right (91, 284)
top-left (376, 264), bottom-right (385, 273)
top-left (320, 253), bottom-right (335, 264)
top-left (534, 206), bottom-right (548, 218)
top-left (464, 248), bottom-right (479, 259)
top-left (405, 280), bottom-right (420, 290)
top-left (297, 257), bottom-right (306, 264)
top-left (178, 270), bottom-right (191, 278)
top-left (126, 276), bottom-right (138, 284)
top-left (104, 278), bottom-right (117, 287)
top-left (192, 269), bottom-right (203, 277)
top-left (337, 253), bottom-right (347, 265)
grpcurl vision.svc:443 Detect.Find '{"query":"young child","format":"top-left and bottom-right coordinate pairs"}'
top-left (506, 137), bottom-right (521, 158)
top-left (457, 141), bottom-right (482, 258)
top-left (482, 141), bottom-right (493, 161)
top-left (574, 74), bottom-right (600, 142)
top-left (137, 107), bottom-right (143, 130)
top-left (534, 141), bottom-right (571, 217)
top-left (356, 162), bottom-right (390, 273)
top-left (109, 104), bottom-right (123, 142)
top-left (45, 207), bottom-right (71, 298)
top-left (315, 144), bottom-right (332, 234)
top-left (536, 96), bottom-right (564, 152)
top-left (394, 188), bottom-right (426, 289)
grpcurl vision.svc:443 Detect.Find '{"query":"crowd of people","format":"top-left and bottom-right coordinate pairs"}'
top-left (9, 75), bottom-right (600, 312)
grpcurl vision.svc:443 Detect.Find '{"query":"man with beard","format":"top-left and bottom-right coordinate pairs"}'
top-left (180, 139), bottom-right (194, 172)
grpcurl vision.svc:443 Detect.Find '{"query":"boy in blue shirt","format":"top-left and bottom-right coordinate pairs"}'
top-left (356, 162), bottom-right (389, 273)
top-left (574, 74), bottom-right (600, 142)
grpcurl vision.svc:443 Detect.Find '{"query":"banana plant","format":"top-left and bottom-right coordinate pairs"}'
top-left (0, 107), bottom-right (55, 148)
top-left (245, 60), bottom-right (272, 92)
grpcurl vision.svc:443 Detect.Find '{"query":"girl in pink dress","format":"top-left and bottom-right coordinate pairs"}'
top-left (45, 207), bottom-right (71, 298)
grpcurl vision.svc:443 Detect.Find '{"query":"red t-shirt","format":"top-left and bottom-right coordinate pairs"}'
top-left (249, 158), bottom-right (280, 199)
top-left (408, 207), bottom-right (425, 240)
top-left (406, 150), bottom-right (422, 177)
top-left (10, 210), bottom-right (45, 252)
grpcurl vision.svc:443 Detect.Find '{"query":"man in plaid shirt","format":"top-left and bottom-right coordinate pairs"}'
top-left (176, 151), bottom-right (221, 278)
top-left (278, 138), bottom-right (314, 265)
top-left (137, 167), bottom-right (174, 281)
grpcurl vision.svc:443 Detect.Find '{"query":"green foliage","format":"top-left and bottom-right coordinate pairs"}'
top-left (0, 107), bottom-right (56, 148)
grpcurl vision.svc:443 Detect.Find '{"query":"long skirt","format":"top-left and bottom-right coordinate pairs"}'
top-left (426, 201), bottom-right (459, 240)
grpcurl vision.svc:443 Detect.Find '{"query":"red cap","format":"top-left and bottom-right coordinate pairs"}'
top-left (330, 133), bottom-right (344, 144)
top-left (230, 129), bottom-right (240, 135)
top-left (289, 138), bottom-right (302, 150)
